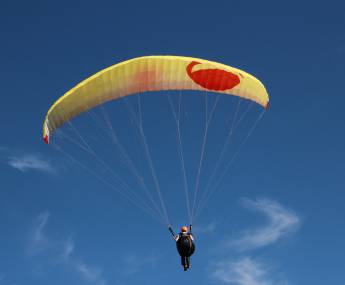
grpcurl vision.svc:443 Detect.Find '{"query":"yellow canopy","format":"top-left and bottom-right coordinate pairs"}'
top-left (43, 55), bottom-right (269, 143)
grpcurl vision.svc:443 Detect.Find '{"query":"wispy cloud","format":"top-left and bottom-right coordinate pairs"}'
top-left (61, 237), bottom-right (75, 260)
top-left (193, 221), bottom-right (217, 234)
top-left (212, 257), bottom-right (287, 285)
top-left (75, 261), bottom-right (106, 285)
top-left (60, 238), bottom-right (106, 285)
top-left (210, 198), bottom-right (296, 285)
top-left (28, 211), bottom-right (51, 254)
top-left (7, 153), bottom-right (55, 173)
top-left (228, 198), bottom-right (300, 251)
top-left (28, 212), bottom-right (107, 285)
top-left (122, 252), bottom-right (161, 275)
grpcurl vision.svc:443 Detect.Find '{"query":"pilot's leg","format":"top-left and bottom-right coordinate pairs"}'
top-left (181, 256), bottom-right (188, 271)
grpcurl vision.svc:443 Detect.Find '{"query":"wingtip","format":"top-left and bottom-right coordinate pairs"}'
top-left (43, 135), bottom-right (49, 144)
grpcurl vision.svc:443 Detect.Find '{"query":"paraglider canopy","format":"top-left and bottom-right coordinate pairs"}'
top-left (42, 55), bottom-right (269, 144)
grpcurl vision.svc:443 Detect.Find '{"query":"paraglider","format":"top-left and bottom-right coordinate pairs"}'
top-left (169, 225), bottom-right (195, 271)
top-left (42, 55), bottom-right (269, 271)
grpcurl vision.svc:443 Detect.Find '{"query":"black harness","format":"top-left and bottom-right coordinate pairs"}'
top-left (176, 233), bottom-right (195, 257)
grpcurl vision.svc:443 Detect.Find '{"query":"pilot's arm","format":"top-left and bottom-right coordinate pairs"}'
top-left (169, 226), bottom-right (179, 241)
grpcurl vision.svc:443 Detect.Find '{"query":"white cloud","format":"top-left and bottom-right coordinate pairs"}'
top-left (32, 212), bottom-right (50, 242)
top-left (61, 237), bottom-right (75, 260)
top-left (212, 257), bottom-right (287, 285)
top-left (7, 154), bottom-right (55, 173)
top-left (228, 198), bottom-right (300, 251)
top-left (210, 199), bottom-right (295, 285)
top-left (60, 238), bottom-right (106, 285)
top-left (28, 211), bottom-right (51, 254)
top-left (28, 212), bottom-right (107, 285)
top-left (193, 221), bottom-right (217, 234)
top-left (76, 261), bottom-right (106, 285)
top-left (122, 252), bottom-right (161, 275)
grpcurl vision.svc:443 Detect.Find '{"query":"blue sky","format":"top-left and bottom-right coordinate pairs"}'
top-left (1, 1), bottom-right (345, 285)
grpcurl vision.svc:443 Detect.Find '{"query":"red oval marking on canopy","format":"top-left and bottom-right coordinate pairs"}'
top-left (186, 61), bottom-right (240, 91)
